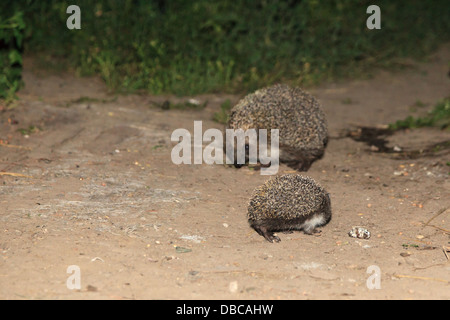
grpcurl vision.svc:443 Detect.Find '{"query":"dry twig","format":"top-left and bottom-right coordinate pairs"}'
top-left (423, 207), bottom-right (449, 227)
top-left (0, 172), bottom-right (32, 178)
top-left (443, 246), bottom-right (450, 261)
top-left (0, 143), bottom-right (31, 150)
top-left (394, 274), bottom-right (449, 283)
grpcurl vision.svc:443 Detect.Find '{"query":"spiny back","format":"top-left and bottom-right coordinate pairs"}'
top-left (248, 174), bottom-right (327, 221)
top-left (228, 84), bottom-right (328, 150)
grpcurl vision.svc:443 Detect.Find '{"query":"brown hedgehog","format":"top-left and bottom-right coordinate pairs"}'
top-left (227, 84), bottom-right (328, 171)
top-left (248, 174), bottom-right (331, 242)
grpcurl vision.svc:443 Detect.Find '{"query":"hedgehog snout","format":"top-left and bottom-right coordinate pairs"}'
top-left (233, 143), bottom-right (250, 167)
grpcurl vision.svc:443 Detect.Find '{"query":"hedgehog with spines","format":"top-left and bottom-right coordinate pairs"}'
top-left (248, 174), bottom-right (331, 242)
top-left (227, 84), bottom-right (328, 171)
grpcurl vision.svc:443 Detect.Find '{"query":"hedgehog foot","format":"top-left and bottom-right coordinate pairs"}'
top-left (265, 233), bottom-right (281, 243)
top-left (303, 228), bottom-right (322, 236)
top-left (284, 160), bottom-right (312, 172)
top-left (295, 161), bottom-right (312, 172)
top-left (253, 225), bottom-right (281, 243)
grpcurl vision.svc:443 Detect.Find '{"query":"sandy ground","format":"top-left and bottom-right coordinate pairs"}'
top-left (0, 46), bottom-right (449, 300)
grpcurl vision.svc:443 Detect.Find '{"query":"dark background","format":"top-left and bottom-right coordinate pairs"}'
top-left (1, 0), bottom-right (450, 99)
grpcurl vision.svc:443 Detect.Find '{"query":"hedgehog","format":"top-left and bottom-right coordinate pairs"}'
top-left (227, 84), bottom-right (328, 171)
top-left (248, 174), bottom-right (331, 242)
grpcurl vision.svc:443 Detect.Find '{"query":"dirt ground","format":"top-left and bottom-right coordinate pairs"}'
top-left (1, 46), bottom-right (449, 300)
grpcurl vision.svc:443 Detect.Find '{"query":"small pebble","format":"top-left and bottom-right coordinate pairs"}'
top-left (348, 227), bottom-right (371, 239)
top-left (229, 281), bottom-right (238, 293)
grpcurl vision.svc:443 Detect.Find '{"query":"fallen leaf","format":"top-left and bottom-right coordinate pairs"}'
top-left (175, 246), bottom-right (192, 253)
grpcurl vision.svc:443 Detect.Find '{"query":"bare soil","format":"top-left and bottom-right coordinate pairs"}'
top-left (1, 46), bottom-right (449, 300)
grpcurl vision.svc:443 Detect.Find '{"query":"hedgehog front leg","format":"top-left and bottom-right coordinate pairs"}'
top-left (295, 160), bottom-right (312, 172)
top-left (284, 157), bottom-right (312, 172)
top-left (253, 225), bottom-right (281, 243)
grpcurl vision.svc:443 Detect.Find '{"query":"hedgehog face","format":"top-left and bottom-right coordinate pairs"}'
top-left (233, 139), bottom-right (252, 167)
top-left (226, 84), bottom-right (328, 172)
top-left (228, 132), bottom-right (278, 173)
top-left (224, 131), bottom-right (256, 166)
top-left (232, 134), bottom-right (269, 166)
top-left (232, 144), bottom-right (249, 168)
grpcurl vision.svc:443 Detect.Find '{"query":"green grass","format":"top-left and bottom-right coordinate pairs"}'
top-left (1, 1), bottom-right (450, 96)
top-left (213, 99), bottom-right (233, 124)
top-left (389, 98), bottom-right (450, 130)
top-left (0, 11), bottom-right (25, 104)
top-left (17, 125), bottom-right (40, 135)
top-left (341, 98), bottom-right (354, 105)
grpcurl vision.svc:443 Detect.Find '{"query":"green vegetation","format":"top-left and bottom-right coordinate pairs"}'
top-left (0, 11), bottom-right (25, 104)
top-left (341, 98), bottom-right (354, 105)
top-left (1, 1), bottom-right (449, 96)
top-left (408, 100), bottom-right (428, 112)
top-left (389, 98), bottom-right (450, 130)
top-left (17, 125), bottom-right (40, 135)
top-left (213, 99), bottom-right (233, 124)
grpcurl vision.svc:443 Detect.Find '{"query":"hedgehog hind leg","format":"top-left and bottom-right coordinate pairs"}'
top-left (294, 160), bottom-right (312, 172)
top-left (252, 225), bottom-right (281, 243)
top-left (300, 214), bottom-right (328, 235)
top-left (302, 225), bottom-right (322, 235)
